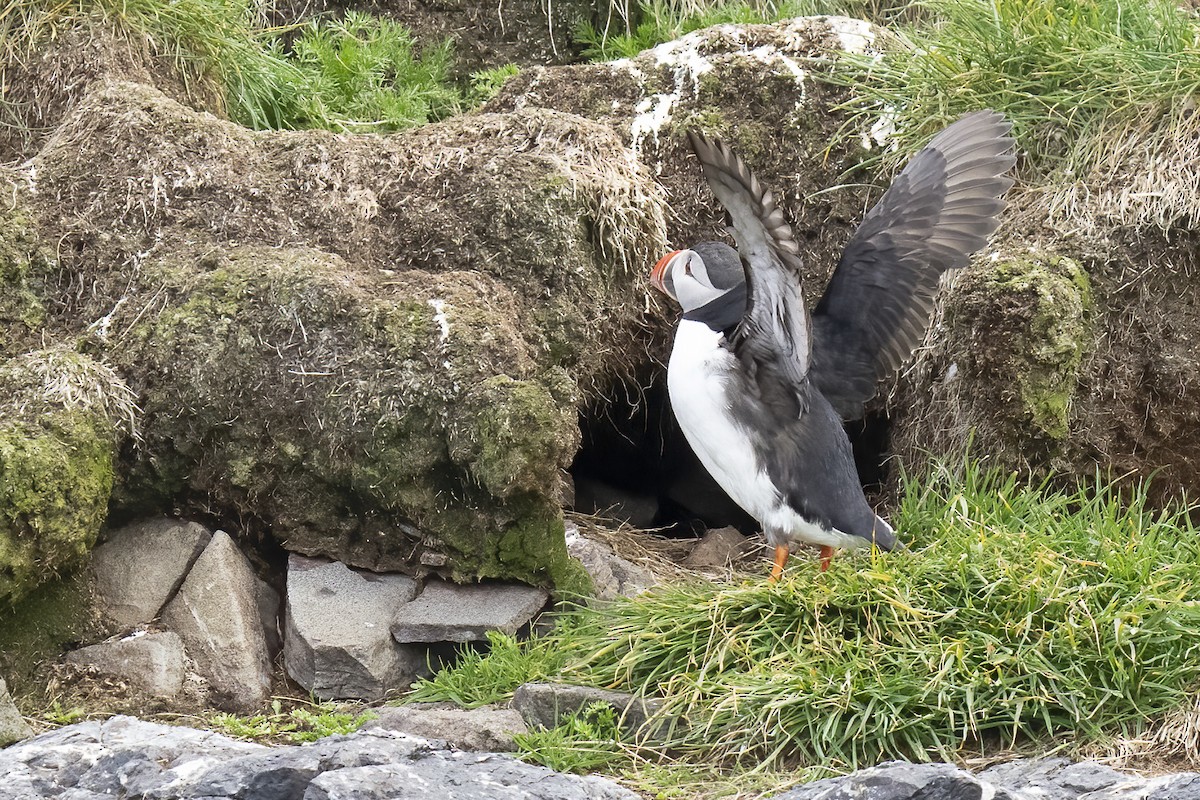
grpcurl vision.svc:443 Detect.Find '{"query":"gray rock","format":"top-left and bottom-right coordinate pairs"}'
top-left (65, 631), bottom-right (186, 698)
top-left (980, 757), bottom-right (1129, 797)
top-left (684, 526), bottom-right (754, 569)
top-left (161, 530), bottom-right (272, 712)
top-left (565, 524), bottom-right (656, 601)
top-left (0, 715), bottom-right (638, 799)
top-left (284, 555), bottom-right (428, 702)
top-left (979, 757), bottom-right (1200, 800)
top-left (90, 517), bottom-right (213, 630)
top-left (771, 761), bottom-right (1021, 800)
top-left (511, 682), bottom-right (668, 741)
top-left (364, 703), bottom-right (528, 751)
top-left (0, 677), bottom-right (30, 746)
top-left (391, 579), bottom-right (549, 644)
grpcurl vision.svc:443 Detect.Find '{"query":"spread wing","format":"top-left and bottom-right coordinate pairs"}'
top-left (687, 130), bottom-right (812, 394)
top-left (811, 109), bottom-right (1016, 418)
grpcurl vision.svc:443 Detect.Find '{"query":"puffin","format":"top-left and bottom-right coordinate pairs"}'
top-left (651, 111), bottom-right (1016, 580)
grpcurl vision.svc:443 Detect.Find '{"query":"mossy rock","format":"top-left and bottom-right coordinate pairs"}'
top-left (25, 81), bottom-right (665, 591)
top-left (0, 571), bottom-right (100, 698)
top-left (892, 251), bottom-right (1093, 472)
top-left (0, 348), bottom-right (133, 606)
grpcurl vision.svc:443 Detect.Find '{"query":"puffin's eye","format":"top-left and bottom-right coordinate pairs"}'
top-left (684, 258), bottom-right (693, 277)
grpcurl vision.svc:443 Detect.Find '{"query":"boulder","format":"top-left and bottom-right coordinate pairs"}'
top-left (0, 715), bottom-right (640, 799)
top-left (511, 681), bottom-right (667, 740)
top-left (0, 677), bottom-right (30, 746)
top-left (364, 703), bottom-right (528, 751)
top-left (0, 347), bottom-right (134, 605)
top-left (391, 579), bottom-right (549, 643)
top-left (22, 79), bottom-right (666, 592)
top-left (64, 631), bottom-right (186, 698)
top-left (89, 517), bottom-right (213, 630)
top-left (161, 530), bottom-right (272, 712)
top-left (284, 555), bottom-right (427, 701)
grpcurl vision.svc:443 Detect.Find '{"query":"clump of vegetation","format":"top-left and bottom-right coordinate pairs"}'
top-left (206, 698), bottom-right (376, 743)
top-left (1, 0), bottom-right (495, 132)
top-left (413, 461), bottom-right (1200, 778)
top-left (836, 0), bottom-right (1200, 176)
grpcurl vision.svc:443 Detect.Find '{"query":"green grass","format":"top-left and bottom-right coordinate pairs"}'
top-left (2, 0), bottom-right (484, 133)
top-left (833, 0), bottom-right (1200, 177)
top-left (406, 629), bottom-right (567, 708)
top-left (413, 461), bottom-right (1200, 776)
top-left (205, 698), bottom-right (377, 743)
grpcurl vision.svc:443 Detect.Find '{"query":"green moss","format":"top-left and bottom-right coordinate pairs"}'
top-left (0, 571), bottom-right (98, 698)
top-left (985, 255), bottom-right (1092, 439)
top-left (0, 349), bottom-right (125, 606)
top-left (451, 374), bottom-right (579, 499)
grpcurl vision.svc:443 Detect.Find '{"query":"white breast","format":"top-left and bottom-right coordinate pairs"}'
top-left (666, 319), bottom-right (871, 551)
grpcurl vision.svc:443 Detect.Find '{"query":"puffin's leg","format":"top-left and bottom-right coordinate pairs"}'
top-left (769, 544), bottom-right (789, 582)
top-left (818, 545), bottom-right (834, 572)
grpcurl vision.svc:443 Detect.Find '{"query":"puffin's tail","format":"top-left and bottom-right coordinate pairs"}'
top-left (872, 515), bottom-right (898, 552)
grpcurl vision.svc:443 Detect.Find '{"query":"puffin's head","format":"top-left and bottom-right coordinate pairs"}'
top-left (650, 241), bottom-right (745, 313)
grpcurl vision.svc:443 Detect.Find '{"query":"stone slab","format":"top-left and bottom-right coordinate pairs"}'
top-left (391, 580), bottom-right (549, 644)
top-left (161, 530), bottom-right (272, 712)
top-left (65, 631), bottom-right (186, 698)
top-left (365, 703), bottom-right (528, 752)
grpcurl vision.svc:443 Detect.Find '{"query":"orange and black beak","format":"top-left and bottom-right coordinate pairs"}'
top-left (651, 250), bottom-right (681, 296)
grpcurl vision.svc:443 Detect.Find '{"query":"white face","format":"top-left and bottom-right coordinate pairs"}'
top-left (652, 249), bottom-right (729, 313)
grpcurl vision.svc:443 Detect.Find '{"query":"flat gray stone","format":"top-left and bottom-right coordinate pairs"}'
top-left (511, 682), bottom-right (668, 741)
top-left (0, 716), bottom-right (638, 799)
top-left (284, 555), bottom-right (427, 702)
top-left (90, 517), bottom-right (212, 630)
top-left (391, 580), bottom-right (549, 644)
top-left (65, 631), bottom-right (186, 698)
top-left (161, 530), bottom-right (272, 712)
top-left (0, 677), bottom-right (30, 746)
top-left (365, 703), bottom-right (528, 751)
top-left (565, 524), bottom-right (656, 601)
top-left (980, 757), bottom-right (1128, 797)
top-left (684, 526), bottom-right (754, 569)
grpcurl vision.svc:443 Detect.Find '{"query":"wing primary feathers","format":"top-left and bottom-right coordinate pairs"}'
top-left (810, 109), bottom-right (1016, 419)
top-left (687, 129), bottom-right (812, 384)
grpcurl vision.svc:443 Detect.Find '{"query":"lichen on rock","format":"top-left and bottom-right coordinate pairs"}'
top-left (0, 348), bottom-right (135, 606)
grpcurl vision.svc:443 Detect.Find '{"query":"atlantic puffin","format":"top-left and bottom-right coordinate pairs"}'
top-left (652, 111), bottom-right (1015, 580)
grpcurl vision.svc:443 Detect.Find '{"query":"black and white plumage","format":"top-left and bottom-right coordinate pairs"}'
top-left (651, 111), bottom-right (1015, 578)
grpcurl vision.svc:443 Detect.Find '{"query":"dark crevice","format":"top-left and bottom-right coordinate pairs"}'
top-left (570, 375), bottom-right (895, 536)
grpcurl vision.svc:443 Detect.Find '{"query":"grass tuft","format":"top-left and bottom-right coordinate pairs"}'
top-left (415, 462), bottom-right (1200, 775)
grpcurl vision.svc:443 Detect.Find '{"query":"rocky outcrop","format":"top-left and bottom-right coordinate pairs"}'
top-left (0, 716), bottom-right (641, 799)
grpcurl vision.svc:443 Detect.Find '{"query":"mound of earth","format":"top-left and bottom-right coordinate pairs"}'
top-left (13, 78), bottom-right (667, 592)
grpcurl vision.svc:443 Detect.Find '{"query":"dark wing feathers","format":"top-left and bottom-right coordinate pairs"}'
top-left (812, 109), bottom-right (1016, 419)
top-left (686, 129), bottom-right (812, 388)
